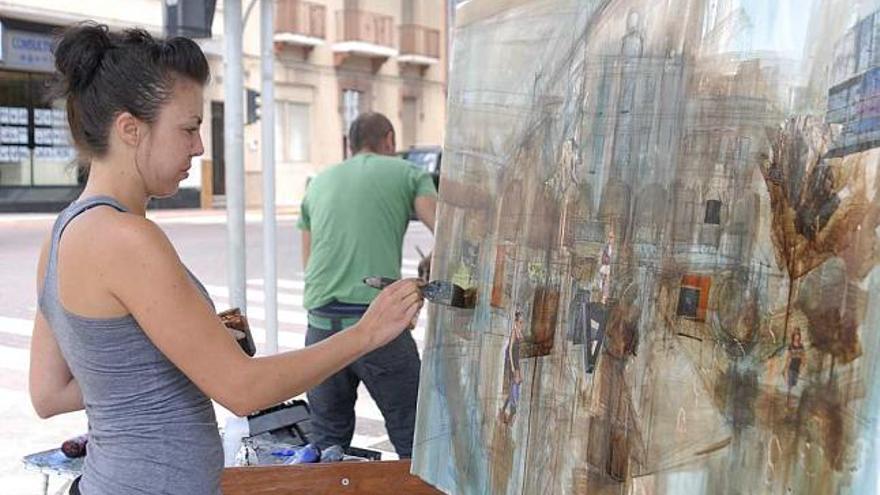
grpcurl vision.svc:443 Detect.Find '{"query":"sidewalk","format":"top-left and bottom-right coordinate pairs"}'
top-left (0, 205), bottom-right (301, 225)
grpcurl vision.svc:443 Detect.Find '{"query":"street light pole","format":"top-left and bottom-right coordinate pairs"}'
top-left (224, 0), bottom-right (247, 313)
top-left (261, 0), bottom-right (278, 354)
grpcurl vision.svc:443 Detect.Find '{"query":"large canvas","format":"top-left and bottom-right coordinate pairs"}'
top-left (412, 1), bottom-right (880, 493)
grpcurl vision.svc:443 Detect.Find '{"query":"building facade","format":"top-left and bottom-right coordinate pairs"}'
top-left (0, 0), bottom-right (448, 211)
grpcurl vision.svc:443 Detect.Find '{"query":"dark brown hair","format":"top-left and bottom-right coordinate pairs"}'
top-left (51, 22), bottom-right (209, 171)
top-left (348, 112), bottom-right (394, 154)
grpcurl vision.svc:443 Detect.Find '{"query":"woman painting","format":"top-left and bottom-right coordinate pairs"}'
top-left (29, 23), bottom-right (423, 494)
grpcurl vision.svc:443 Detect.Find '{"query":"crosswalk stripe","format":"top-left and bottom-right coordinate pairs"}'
top-left (151, 213), bottom-right (299, 225)
top-left (237, 304), bottom-right (309, 326)
top-left (245, 268), bottom-right (422, 291)
top-left (248, 278), bottom-right (304, 291)
top-left (0, 316), bottom-right (34, 337)
top-left (0, 345), bottom-right (30, 372)
top-left (204, 284), bottom-right (303, 307)
top-left (250, 326), bottom-right (304, 349)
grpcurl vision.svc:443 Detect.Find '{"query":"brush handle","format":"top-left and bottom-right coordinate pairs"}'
top-left (363, 276), bottom-right (399, 290)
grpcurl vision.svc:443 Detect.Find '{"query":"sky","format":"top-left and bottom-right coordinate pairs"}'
top-left (727, 0), bottom-right (816, 57)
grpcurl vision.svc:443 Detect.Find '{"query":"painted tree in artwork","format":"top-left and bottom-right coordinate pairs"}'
top-left (759, 116), bottom-right (871, 367)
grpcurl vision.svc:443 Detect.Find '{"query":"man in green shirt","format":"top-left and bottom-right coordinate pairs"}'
top-left (297, 112), bottom-right (437, 457)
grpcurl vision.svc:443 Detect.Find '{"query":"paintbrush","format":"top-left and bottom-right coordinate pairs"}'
top-left (363, 277), bottom-right (476, 309)
top-left (415, 245), bottom-right (430, 281)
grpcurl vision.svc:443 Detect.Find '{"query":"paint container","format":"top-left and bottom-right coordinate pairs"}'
top-left (287, 443), bottom-right (321, 464)
top-left (61, 434), bottom-right (88, 458)
top-left (235, 438), bottom-right (258, 467)
top-left (320, 445), bottom-right (345, 463)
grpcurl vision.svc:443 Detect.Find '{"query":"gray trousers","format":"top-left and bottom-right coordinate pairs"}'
top-left (305, 324), bottom-right (421, 458)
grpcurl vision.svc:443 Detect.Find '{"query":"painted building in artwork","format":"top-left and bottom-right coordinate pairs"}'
top-left (826, 5), bottom-right (880, 157)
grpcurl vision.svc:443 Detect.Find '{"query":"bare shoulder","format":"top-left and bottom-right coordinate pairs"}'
top-left (62, 208), bottom-right (180, 278)
top-left (36, 206), bottom-right (172, 292)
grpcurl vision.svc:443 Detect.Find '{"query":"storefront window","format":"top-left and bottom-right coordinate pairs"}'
top-left (0, 69), bottom-right (77, 186)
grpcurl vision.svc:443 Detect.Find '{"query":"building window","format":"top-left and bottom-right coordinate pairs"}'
top-left (704, 199), bottom-right (722, 225)
top-left (342, 89), bottom-right (361, 135)
top-left (401, 97), bottom-right (418, 149)
top-left (275, 101), bottom-right (310, 163)
top-left (677, 274), bottom-right (712, 322)
top-left (342, 89), bottom-right (362, 158)
top-left (0, 69), bottom-right (76, 187)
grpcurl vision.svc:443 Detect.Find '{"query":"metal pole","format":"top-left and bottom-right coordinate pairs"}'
top-left (260, 0), bottom-right (278, 354)
top-left (224, 0), bottom-right (247, 313)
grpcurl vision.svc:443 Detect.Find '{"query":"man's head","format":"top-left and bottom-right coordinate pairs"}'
top-left (349, 112), bottom-right (395, 156)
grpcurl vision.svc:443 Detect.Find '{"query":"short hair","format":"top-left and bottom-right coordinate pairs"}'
top-left (348, 112), bottom-right (394, 153)
top-left (51, 22), bottom-right (210, 171)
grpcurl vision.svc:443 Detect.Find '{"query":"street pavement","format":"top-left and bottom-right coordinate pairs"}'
top-left (0, 208), bottom-right (434, 494)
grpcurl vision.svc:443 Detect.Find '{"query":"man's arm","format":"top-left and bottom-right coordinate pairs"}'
top-left (413, 195), bottom-right (436, 280)
top-left (301, 230), bottom-right (311, 270)
top-left (413, 196), bottom-right (436, 233)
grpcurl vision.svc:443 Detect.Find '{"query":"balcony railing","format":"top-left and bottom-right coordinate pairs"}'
top-left (275, 0), bottom-right (326, 40)
top-left (335, 9), bottom-right (395, 48)
top-left (399, 24), bottom-right (440, 59)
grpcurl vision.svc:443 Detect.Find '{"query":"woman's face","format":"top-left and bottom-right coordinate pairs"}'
top-left (138, 77), bottom-right (205, 198)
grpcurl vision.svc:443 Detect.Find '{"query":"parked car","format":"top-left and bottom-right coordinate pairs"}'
top-left (399, 146), bottom-right (442, 191)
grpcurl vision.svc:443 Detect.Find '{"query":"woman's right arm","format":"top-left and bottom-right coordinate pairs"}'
top-left (104, 217), bottom-right (422, 416)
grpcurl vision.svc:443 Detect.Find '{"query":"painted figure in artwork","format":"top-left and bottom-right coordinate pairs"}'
top-left (500, 310), bottom-right (525, 424)
top-left (784, 327), bottom-right (806, 405)
top-left (597, 229), bottom-right (615, 304)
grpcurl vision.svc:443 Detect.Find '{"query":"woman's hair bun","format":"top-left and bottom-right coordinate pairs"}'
top-left (53, 22), bottom-right (114, 92)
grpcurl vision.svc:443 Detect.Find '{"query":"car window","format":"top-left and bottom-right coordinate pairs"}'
top-left (404, 151), bottom-right (439, 174)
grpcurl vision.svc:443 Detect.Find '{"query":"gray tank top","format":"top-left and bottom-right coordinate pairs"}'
top-left (39, 196), bottom-right (223, 494)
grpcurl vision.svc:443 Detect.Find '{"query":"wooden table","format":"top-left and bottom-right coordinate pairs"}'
top-left (222, 459), bottom-right (442, 494)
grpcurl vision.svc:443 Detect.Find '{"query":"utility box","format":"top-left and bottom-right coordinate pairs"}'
top-left (164, 0), bottom-right (217, 39)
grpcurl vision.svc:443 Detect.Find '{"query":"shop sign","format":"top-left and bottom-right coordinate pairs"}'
top-left (3, 28), bottom-right (54, 73)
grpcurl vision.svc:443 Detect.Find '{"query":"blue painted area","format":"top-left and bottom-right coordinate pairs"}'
top-left (850, 268), bottom-right (880, 494)
top-left (731, 0), bottom-right (815, 55)
top-left (665, 469), bottom-right (708, 493)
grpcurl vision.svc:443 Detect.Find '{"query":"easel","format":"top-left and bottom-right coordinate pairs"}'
top-left (221, 460), bottom-right (442, 494)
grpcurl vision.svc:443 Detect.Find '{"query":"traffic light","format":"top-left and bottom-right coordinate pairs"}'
top-left (246, 89), bottom-right (261, 125)
top-left (164, 0), bottom-right (217, 39)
